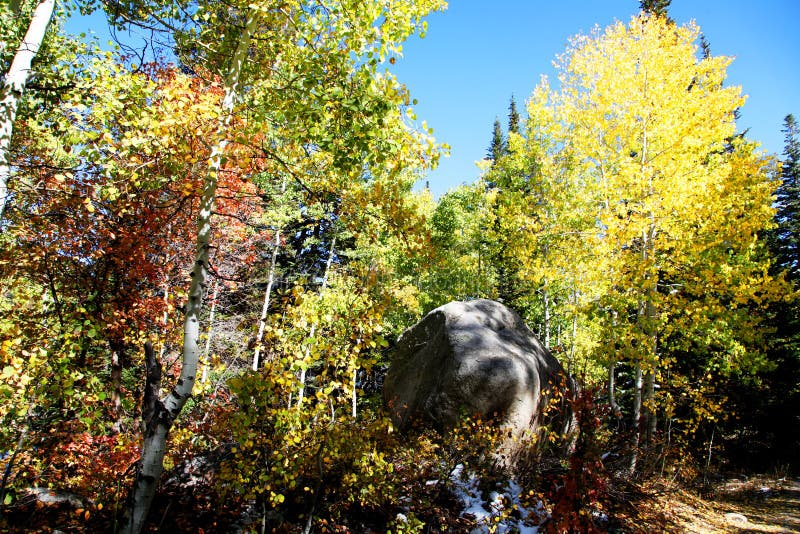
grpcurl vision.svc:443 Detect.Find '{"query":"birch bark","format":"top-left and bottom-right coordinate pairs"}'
top-left (252, 178), bottom-right (287, 371)
top-left (125, 9), bottom-right (260, 532)
top-left (0, 0), bottom-right (56, 220)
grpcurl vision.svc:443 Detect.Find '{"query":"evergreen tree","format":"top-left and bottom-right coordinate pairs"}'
top-left (772, 114), bottom-right (800, 280)
top-left (508, 95), bottom-right (521, 136)
top-left (738, 113), bottom-right (800, 471)
top-left (487, 117), bottom-right (505, 162)
top-left (639, 0), bottom-right (671, 18)
top-left (700, 33), bottom-right (712, 59)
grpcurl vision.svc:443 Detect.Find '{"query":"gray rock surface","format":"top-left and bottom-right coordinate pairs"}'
top-left (384, 299), bottom-right (574, 455)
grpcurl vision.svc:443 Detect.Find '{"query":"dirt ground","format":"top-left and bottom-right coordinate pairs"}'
top-left (644, 476), bottom-right (800, 533)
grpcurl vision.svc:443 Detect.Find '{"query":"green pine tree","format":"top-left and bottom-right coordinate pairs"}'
top-left (772, 114), bottom-right (800, 280)
top-left (700, 34), bottom-right (711, 59)
top-left (508, 95), bottom-right (521, 137)
top-left (639, 0), bottom-right (671, 18)
top-left (743, 113), bottom-right (800, 471)
top-left (487, 117), bottom-right (505, 162)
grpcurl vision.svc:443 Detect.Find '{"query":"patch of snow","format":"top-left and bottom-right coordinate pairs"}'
top-left (725, 512), bottom-right (748, 524)
top-left (26, 487), bottom-right (88, 508)
top-left (449, 464), bottom-right (544, 534)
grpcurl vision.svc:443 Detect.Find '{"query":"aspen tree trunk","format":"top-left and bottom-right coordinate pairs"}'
top-left (109, 339), bottom-right (126, 432)
top-left (125, 11), bottom-right (259, 533)
top-left (643, 286), bottom-right (658, 442)
top-left (631, 100), bottom-right (660, 471)
top-left (253, 178), bottom-right (287, 371)
top-left (158, 283), bottom-right (169, 360)
top-left (568, 288), bottom-right (577, 376)
top-left (629, 361), bottom-right (643, 473)
top-left (642, 105), bottom-right (659, 444)
top-left (630, 227), bottom-right (654, 473)
top-left (608, 357), bottom-right (622, 417)
top-left (477, 245), bottom-right (482, 296)
top-left (644, 369), bottom-right (656, 442)
top-left (296, 236), bottom-right (336, 408)
top-left (201, 279), bottom-right (219, 384)
top-left (630, 228), bottom-right (651, 474)
top-left (0, 0), bottom-right (56, 220)
top-left (543, 284), bottom-right (551, 349)
top-left (606, 310), bottom-right (622, 417)
top-left (351, 367), bottom-right (357, 419)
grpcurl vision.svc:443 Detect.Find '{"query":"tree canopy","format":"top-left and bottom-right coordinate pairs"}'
top-left (0, 2), bottom-right (797, 532)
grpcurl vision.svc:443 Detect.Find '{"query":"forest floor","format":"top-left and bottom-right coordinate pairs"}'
top-left (619, 474), bottom-right (800, 533)
top-left (2, 469), bottom-right (798, 532)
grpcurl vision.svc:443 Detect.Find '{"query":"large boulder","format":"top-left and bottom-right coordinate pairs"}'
top-left (384, 299), bottom-right (574, 457)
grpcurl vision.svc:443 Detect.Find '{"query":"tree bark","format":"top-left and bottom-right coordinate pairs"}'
top-left (201, 279), bottom-right (219, 384)
top-left (644, 366), bottom-right (657, 443)
top-left (568, 288), bottom-right (577, 375)
top-left (0, 0), bottom-right (56, 221)
top-left (607, 356), bottom-right (622, 418)
top-left (125, 10), bottom-right (259, 533)
top-left (351, 367), bottom-right (357, 419)
top-left (158, 283), bottom-right (169, 360)
top-left (542, 282), bottom-right (551, 349)
top-left (252, 178), bottom-right (286, 371)
top-left (296, 236), bottom-right (336, 408)
top-left (0, 413), bottom-right (29, 517)
top-left (140, 341), bottom-right (161, 435)
top-left (109, 339), bottom-right (127, 433)
top-left (629, 361), bottom-right (643, 474)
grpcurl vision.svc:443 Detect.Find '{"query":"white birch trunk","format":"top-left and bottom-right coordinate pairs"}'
top-left (201, 279), bottom-right (219, 384)
top-left (629, 361), bottom-right (643, 474)
top-left (543, 284), bottom-right (551, 349)
top-left (0, 0), bottom-right (56, 220)
top-left (608, 357), bottom-right (621, 417)
top-left (569, 289), bottom-right (577, 376)
top-left (159, 283), bottom-right (169, 360)
top-left (644, 369), bottom-right (656, 442)
top-left (351, 367), bottom-right (357, 419)
top-left (252, 178), bottom-right (287, 371)
top-left (125, 10), bottom-right (259, 533)
top-left (296, 236), bottom-right (336, 408)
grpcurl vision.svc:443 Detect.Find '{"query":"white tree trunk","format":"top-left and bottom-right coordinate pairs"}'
top-left (607, 357), bottom-right (621, 417)
top-left (252, 178), bottom-right (287, 371)
top-left (0, 0), bottom-right (56, 220)
top-left (201, 279), bottom-right (219, 384)
top-left (351, 367), bottom-right (357, 419)
top-left (645, 369), bottom-right (656, 442)
top-left (569, 288), bottom-right (577, 376)
top-left (125, 10), bottom-right (259, 533)
top-left (543, 284), bottom-right (551, 349)
top-left (158, 283), bottom-right (170, 360)
top-left (296, 236), bottom-right (336, 408)
top-left (629, 361), bottom-right (643, 474)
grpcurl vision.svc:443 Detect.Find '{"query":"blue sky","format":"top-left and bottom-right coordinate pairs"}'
top-left (388, 1), bottom-right (800, 196)
top-left (66, 1), bottom-right (800, 197)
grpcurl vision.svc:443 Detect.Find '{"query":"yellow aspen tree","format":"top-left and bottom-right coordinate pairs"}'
top-left (517, 13), bottom-right (781, 471)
